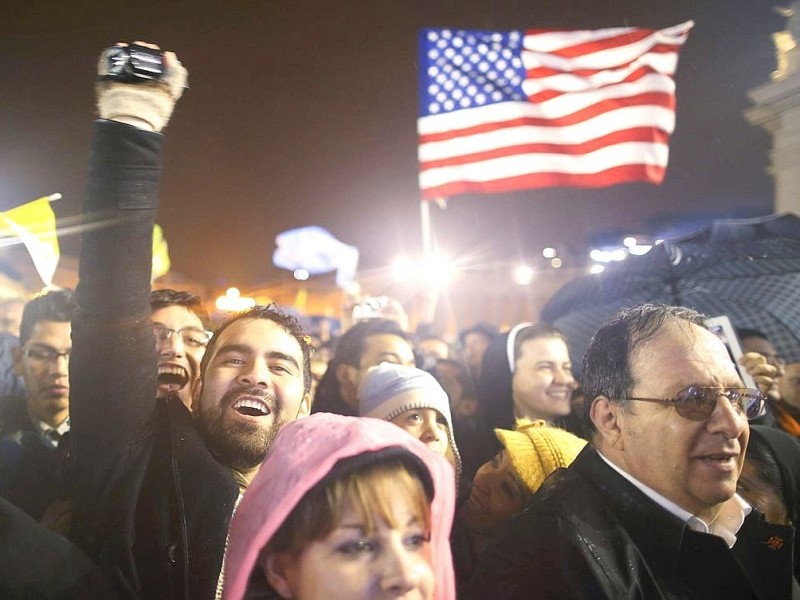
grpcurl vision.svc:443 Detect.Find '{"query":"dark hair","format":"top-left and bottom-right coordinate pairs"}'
top-left (19, 289), bottom-right (76, 345)
top-left (333, 319), bottom-right (409, 367)
top-left (150, 288), bottom-right (211, 329)
top-left (581, 303), bottom-right (707, 436)
top-left (513, 324), bottom-right (566, 366)
top-left (736, 328), bottom-right (769, 342)
top-left (458, 322), bottom-right (497, 347)
top-left (200, 304), bottom-right (313, 394)
top-left (312, 319), bottom-right (409, 410)
top-left (745, 432), bottom-right (786, 502)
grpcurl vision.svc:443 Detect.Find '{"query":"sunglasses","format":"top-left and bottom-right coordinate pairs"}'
top-left (625, 386), bottom-right (766, 421)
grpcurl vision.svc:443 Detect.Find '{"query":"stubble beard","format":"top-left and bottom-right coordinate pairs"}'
top-left (195, 385), bottom-right (284, 472)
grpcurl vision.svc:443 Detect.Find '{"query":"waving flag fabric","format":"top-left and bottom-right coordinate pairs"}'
top-left (273, 226), bottom-right (359, 289)
top-left (418, 21), bottom-right (693, 199)
top-left (0, 196), bottom-right (60, 287)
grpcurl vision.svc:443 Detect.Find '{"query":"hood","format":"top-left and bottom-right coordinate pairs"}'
top-left (222, 412), bottom-right (457, 600)
top-left (477, 322), bottom-right (532, 431)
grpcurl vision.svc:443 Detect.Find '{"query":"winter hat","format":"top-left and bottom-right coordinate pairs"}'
top-left (494, 419), bottom-right (586, 494)
top-left (358, 363), bottom-right (462, 476)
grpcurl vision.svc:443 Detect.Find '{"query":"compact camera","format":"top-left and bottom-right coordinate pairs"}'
top-left (101, 43), bottom-right (165, 83)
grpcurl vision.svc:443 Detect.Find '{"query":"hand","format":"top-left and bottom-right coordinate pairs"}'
top-left (96, 41), bottom-right (188, 132)
top-left (739, 351), bottom-right (781, 400)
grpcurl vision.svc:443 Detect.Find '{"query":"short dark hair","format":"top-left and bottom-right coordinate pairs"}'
top-left (19, 289), bottom-right (76, 345)
top-left (332, 319), bottom-right (409, 367)
top-left (150, 288), bottom-right (210, 329)
top-left (513, 324), bottom-right (566, 366)
top-left (458, 322), bottom-right (497, 347)
top-left (199, 304), bottom-right (313, 395)
top-left (736, 328), bottom-right (769, 342)
top-left (581, 303), bottom-right (707, 436)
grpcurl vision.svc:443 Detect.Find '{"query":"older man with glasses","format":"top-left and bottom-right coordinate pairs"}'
top-left (468, 303), bottom-right (799, 600)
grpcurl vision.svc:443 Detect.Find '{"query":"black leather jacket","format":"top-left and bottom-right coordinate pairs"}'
top-left (468, 446), bottom-right (799, 600)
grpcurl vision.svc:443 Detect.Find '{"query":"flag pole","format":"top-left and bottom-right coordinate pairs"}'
top-left (420, 199), bottom-right (432, 257)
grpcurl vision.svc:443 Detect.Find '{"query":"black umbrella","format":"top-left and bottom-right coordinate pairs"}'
top-left (541, 213), bottom-right (800, 375)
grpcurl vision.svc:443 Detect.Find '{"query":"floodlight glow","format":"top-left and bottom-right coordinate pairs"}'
top-left (610, 248), bottom-right (628, 261)
top-left (550, 257), bottom-right (563, 268)
top-left (216, 287), bottom-right (256, 312)
top-left (391, 257), bottom-right (415, 282)
top-left (293, 269), bottom-right (310, 281)
top-left (628, 244), bottom-right (653, 256)
top-left (590, 249), bottom-right (606, 262)
top-left (514, 264), bottom-right (534, 285)
top-left (590, 264), bottom-right (606, 274)
top-left (623, 236), bottom-right (637, 248)
top-left (542, 247), bottom-right (557, 259)
top-left (420, 254), bottom-right (455, 284)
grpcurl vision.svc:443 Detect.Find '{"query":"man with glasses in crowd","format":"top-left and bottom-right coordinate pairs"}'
top-left (469, 303), bottom-right (799, 599)
top-left (150, 289), bottom-right (212, 410)
top-left (0, 289), bottom-right (74, 520)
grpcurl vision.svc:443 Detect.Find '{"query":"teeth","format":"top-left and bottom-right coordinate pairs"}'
top-left (233, 398), bottom-right (270, 416)
top-left (159, 366), bottom-right (188, 376)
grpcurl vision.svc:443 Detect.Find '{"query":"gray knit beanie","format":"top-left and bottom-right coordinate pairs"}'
top-left (358, 363), bottom-right (462, 476)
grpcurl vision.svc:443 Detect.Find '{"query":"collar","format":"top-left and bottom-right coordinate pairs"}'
top-left (27, 410), bottom-right (70, 439)
top-left (598, 450), bottom-right (750, 547)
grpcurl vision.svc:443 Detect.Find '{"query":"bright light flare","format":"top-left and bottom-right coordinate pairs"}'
top-left (590, 264), bottom-right (606, 274)
top-left (420, 254), bottom-right (455, 284)
top-left (514, 265), bottom-right (534, 285)
top-left (391, 257), bottom-right (416, 282)
top-left (628, 244), bottom-right (653, 256)
top-left (215, 287), bottom-right (256, 312)
top-left (542, 247), bottom-right (557, 259)
top-left (293, 269), bottom-right (310, 281)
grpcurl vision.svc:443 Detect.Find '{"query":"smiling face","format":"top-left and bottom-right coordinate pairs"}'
top-left (193, 317), bottom-right (309, 476)
top-left (14, 320), bottom-right (71, 427)
top-left (269, 481), bottom-right (435, 600)
top-left (151, 305), bottom-right (208, 409)
top-left (511, 337), bottom-right (574, 423)
top-left (462, 450), bottom-right (529, 533)
top-left (597, 321), bottom-right (749, 521)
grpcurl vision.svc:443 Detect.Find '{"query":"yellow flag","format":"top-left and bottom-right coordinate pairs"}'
top-left (0, 196), bottom-right (59, 287)
top-left (152, 224), bottom-right (171, 281)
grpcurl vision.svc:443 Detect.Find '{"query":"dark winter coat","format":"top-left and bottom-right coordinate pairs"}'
top-left (467, 446), bottom-right (800, 600)
top-left (68, 121), bottom-right (238, 600)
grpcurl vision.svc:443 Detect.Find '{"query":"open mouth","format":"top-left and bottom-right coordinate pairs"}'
top-left (157, 365), bottom-right (189, 388)
top-left (233, 397), bottom-right (271, 417)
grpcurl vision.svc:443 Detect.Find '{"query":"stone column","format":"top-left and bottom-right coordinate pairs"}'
top-left (746, 2), bottom-right (800, 215)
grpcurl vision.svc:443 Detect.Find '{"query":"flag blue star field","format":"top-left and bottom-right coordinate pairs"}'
top-left (417, 22), bottom-right (693, 199)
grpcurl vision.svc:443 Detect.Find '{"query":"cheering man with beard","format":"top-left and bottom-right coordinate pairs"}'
top-left (68, 43), bottom-right (311, 600)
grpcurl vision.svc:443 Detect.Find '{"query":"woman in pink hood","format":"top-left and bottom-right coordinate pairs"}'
top-left (222, 412), bottom-right (457, 600)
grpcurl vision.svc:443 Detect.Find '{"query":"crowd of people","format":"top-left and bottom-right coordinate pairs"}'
top-left (2, 42), bottom-right (800, 600)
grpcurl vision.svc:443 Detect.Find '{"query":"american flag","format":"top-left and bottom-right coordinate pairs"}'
top-left (417, 22), bottom-right (693, 199)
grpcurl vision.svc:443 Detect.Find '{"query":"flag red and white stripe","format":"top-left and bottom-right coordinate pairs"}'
top-left (417, 22), bottom-right (693, 199)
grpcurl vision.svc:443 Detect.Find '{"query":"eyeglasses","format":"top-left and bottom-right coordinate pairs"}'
top-left (21, 346), bottom-right (71, 362)
top-left (624, 387), bottom-right (766, 421)
top-left (152, 324), bottom-right (213, 348)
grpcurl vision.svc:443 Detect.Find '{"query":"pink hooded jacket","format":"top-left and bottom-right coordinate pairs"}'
top-left (222, 413), bottom-right (457, 600)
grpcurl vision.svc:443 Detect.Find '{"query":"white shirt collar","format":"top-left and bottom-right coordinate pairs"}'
top-left (597, 450), bottom-right (751, 547)
top-left (28, 411), bottom-right (70, 440)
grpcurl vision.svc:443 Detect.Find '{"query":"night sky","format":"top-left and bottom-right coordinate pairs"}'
top-left (0, 0), bottom-right (785, 290)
